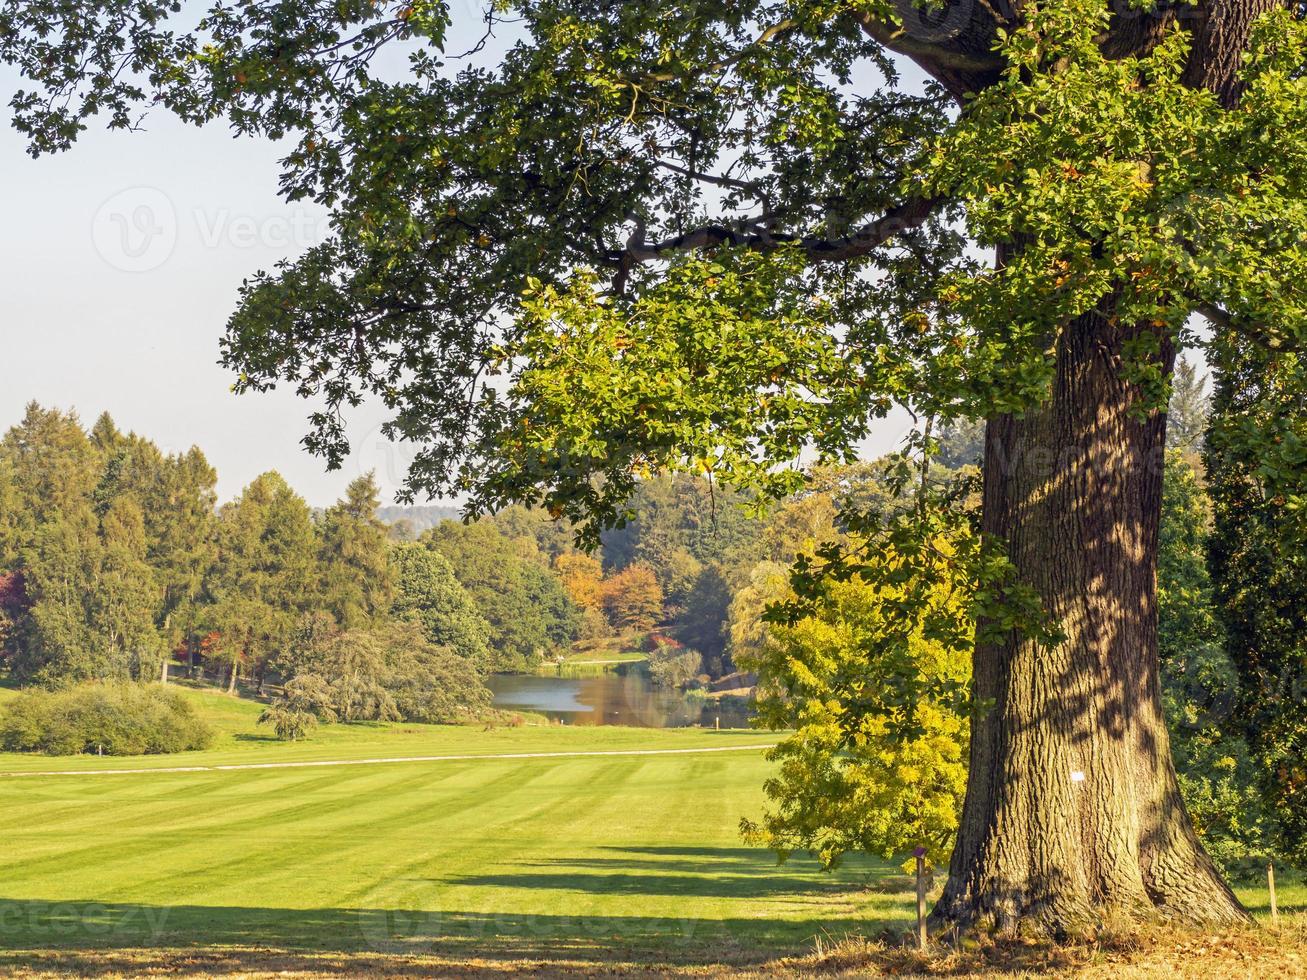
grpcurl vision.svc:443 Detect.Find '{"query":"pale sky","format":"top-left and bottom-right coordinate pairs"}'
top-left (0, 17), bottom-right (916, 508)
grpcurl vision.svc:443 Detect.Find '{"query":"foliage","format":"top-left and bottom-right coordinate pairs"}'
top-left (489, 504), bottom-right (577, 565)
top-left (646, 643), bottom-right (703, 690)
top-left (1206, 340), bottom-right (1307, 866)
top-left (933, 419), bottom-right (984, 471)
top-left (554, 552), bottom-right (606, 612)
top-left (378, 620), bottom-right (493, 724)
top-left (923, 4), bottom-right (1307, 421)
top-left (287, 628), bottom-right (399, 723)
top-left (258, 674), bottom-right (334, 741)
top-left (739, 536), bottom-right (973, 870)
top-left (575, 606), bottom-right (611, 641)
top-left (675, 563), bottom-right (734, 669)
top-left (12, 0), bottom-right (1288, 547)
top-left (205, 472), bottom-right (318, 686)
top-left (601, 564), bottom-right (664, 632)
top-left (280, 619), bottom-right (490, 728)
top-left (1158, 451), bottom-right (1268, 867)
top-left (390, 542), bottom-right (492, 669)
top-left (1, 405), bottom-right (142, 685)
top-left (424, 519), bottom-right (579, 671)
top-left (91, 417), bottom-right (218, 663)
top-left (317, 474), bottom-right (394, 630)
top-left (600, 475), bottom-right (755, 588)
top-left (1167, 359), bottom-right (1209, 454)
top-left (0, 681), bottom-right (213, 755)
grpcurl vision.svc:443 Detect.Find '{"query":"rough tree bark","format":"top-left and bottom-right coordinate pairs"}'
top-left (932, 310), bottom-right (1248, 933)
top-left (915, 0), bottom-right (1281, 934)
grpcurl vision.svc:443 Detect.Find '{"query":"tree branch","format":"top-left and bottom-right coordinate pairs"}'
top-left (854, 4), bottom-right (1006, 100)
top-left (642, 19), bottom-right (798, 83)
top-left (857, 16), bottom-right (1003, 72)
top-left (1197, 303), bottom-right (1300, 352)
top-left (611, 195), bottom-right (947, 290)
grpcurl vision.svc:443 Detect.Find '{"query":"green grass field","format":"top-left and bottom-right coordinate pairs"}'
top-left (0, 683), bottom-right (1299, 976)
top-left (0, 684), bottom-right (914, 971)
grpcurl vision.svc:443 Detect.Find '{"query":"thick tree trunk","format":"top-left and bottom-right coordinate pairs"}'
top-left (933, 310), bottom-right (1248, 934)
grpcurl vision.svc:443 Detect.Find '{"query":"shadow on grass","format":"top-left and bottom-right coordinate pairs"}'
top-left (0, 898), bottom-right (892, 974)
top-left (446, 845), bottom-right (902, 900)
top-left (0, 850), bottom-right (911, 969)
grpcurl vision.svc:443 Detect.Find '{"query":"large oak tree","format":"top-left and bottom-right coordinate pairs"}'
top-left (4, 0), bottom-right (1305, 934)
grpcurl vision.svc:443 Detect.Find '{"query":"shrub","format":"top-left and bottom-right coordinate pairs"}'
top-left (258, 675), bottom-right (335, 741)
top-left (643, 632), bottom-right (682, 654)
top-left (647, 645), bottom-right (703, 689)
top-left (270, 621), bottom-right (492, 738)
top-left (0, 682), bottom-right (213, 756)
top-left (576, 606), bottom-right (611, 641)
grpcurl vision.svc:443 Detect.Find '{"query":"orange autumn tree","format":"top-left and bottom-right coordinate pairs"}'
top-left (601, 565), bottom-right (664, 632)
top-left (554, 553), bottom-right (605, 612)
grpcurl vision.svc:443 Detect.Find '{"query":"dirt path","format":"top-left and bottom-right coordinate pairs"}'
top-left (0, 742), bottom-right (777, 779)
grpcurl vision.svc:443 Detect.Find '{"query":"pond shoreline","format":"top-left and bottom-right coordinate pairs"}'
top-left (486, 670), bottom-right (753, 729)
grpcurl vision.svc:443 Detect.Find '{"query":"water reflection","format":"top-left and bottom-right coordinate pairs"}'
top-left (485, 669), bottom-right (752, 728)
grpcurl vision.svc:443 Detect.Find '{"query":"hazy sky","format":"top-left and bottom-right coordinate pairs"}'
top-left (0, 19), bottom-right (916, 508)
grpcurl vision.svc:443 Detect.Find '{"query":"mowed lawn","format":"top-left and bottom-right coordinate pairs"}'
top-left (0, 685), bottom-right (916, 971)
top-left (0, 685), bottom-right (1298, 976)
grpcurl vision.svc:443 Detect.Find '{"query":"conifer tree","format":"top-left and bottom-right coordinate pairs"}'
top-left (317, 474), bottom-right (393, 630)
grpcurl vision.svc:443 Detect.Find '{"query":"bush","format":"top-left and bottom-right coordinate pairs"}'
top-left (647, 645), bottom-right (703, 689)
top-left (0, 682), bottom-right (213, 756)
top-left (576, 606), bottom-right (611, 641)
top-left (269, 621), bottom-right (492, 738)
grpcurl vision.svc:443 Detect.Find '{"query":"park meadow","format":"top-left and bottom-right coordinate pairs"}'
top-left (5, 0), bottom-right (1307, 973)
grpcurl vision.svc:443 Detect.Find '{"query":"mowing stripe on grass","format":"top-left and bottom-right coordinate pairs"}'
top-left (0, 742), bottom-right (777, 779)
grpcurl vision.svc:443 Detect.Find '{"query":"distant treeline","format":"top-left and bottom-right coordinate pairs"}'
top-left (377, 504), bottom-right (461, 536)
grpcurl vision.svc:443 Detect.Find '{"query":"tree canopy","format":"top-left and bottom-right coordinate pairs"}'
top-left (3, 0), bottom-right (1302, 535)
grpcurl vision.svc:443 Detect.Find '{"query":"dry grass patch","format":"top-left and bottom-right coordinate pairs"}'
top-left (2, 918), bottom-right (1303, 979)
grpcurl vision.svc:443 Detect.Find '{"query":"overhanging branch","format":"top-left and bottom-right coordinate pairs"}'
top-left (857, 15), bottom-right (1004, 73)
top-left (1197, 303), bottom-right (1300, 353)
top-left (616, 195), bottom-right (947, 276)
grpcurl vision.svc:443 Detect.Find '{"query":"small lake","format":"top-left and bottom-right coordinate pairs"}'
top-left (485, 669), bottom-right (753, 728)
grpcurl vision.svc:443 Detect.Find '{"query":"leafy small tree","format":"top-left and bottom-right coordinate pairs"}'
top-left (258, 674), bottom-right (335, 741)
top-left (646, 644), bottom-right (702, 690)
top-left (740, 539), bottom-right (972, 871)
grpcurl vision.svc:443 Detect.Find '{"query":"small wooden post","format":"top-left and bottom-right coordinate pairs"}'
top-left (1268, 861), bottom-right (1279, 926)
top-left (913, 846), bottom-right (928, 950)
